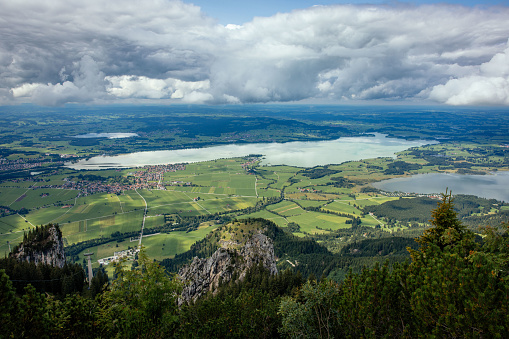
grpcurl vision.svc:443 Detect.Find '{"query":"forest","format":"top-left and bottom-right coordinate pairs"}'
top-left (1, 193), bottom-right (508, 338)
top-left (363, 194), bottom-right (507, 225)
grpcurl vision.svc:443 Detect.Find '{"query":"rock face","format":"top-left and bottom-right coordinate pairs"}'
top-left (179, 233), bottom-right (277, 304)
top-left (10, 224), bottom-right (66, 268)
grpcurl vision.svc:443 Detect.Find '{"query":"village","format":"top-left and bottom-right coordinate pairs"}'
top-left (96, 247), bottom-right (139, 266)
top-left (1, 162), bottom-right (188, 197)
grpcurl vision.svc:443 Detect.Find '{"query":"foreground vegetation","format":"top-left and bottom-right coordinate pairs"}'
top-left (1, 193), bottom-right (508, 338)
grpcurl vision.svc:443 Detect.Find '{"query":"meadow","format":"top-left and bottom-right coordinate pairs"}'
top-left (2, 136), bottom-right (508, 264)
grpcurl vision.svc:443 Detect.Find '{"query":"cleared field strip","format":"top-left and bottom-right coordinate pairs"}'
top-left (287, 211), bottom-right (351, 234)
top-left (62, 210), bottom-right (145, 245)
top-left (0, 187), bottom-right (33, 206)
top-left (10, 188), bottom-right (79, 210)
top-left (239, 210), bottom-right (289, 228)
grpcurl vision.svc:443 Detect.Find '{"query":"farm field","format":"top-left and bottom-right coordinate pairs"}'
top-left (2, 137), bottom-right (509, 262)
top-left (238, 210), bottom-right (289, 227)
top-left (74, 221), bottom-right (222, 269)
top-left (288, 211), bottom-right (351, 234)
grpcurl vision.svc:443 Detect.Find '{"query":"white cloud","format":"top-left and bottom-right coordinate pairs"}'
top-left (106, 76), bottom-right (170, 99)
top-left (11, 83), bottom-right (41, 98)
top-left (2, 1), bottom-right (509, 106)
top-left (106, 75), bottom-right (211, 103)
top-left (429, 43), bottom-right (509, 105)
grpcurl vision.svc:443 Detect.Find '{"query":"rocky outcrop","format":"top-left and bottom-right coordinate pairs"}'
top-left (10, 224), bottom-right (66, 268)
top-left (179, 233), bottom-right (277, 304)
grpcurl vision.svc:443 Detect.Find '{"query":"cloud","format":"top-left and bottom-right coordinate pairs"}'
top-left (11, 55), bottom-right (107, 105)
top-left (428, 43), bottom-right (509, 105)
top-left (106, 75), bottom-right (212, 103)
top-left (2, 1), bottom-right (509, 106)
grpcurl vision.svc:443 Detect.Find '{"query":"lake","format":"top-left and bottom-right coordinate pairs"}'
top-left (66, 133), bottom-right (435, 170)
top-left (73, 133), bottom-right (139, 139)
top-left (373, 172), bottom-right (509, 202)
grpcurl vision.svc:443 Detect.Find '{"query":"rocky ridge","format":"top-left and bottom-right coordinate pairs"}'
top-left (10, 223), bottom-right (66, 268)
top-left (179, 232), bottom-right (277, 304)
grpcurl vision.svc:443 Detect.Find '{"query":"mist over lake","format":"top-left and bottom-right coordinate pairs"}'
top-left (67, 133), bottom-right (435, 170)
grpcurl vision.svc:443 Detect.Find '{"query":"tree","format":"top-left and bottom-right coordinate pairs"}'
top-left (15, 284), bottom-right (51, 338)
top-left (96, 248), bottom-right (182, 338)
top-left (416, 189), bottom-right (472, 250)
top-left (279, 280), bottom-right (341, 338)
top-left (280, 192), bottom-right (509, 338)
top-left (0, 270), bottom-right (17, 337)
top-left (406, 191), bottom-right (509, 337)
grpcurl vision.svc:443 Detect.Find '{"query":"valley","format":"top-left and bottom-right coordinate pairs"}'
top-left (2, 105), bottom-right (509, 337)
top-left (2, 113), bottom-right (508, 277)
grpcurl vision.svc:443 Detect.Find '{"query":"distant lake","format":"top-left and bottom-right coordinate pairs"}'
top-left (66, 133), bottom-right (435, 170)
top-left (73, 133), bottom-right (139, 139)
top-left (373, 172), bottom-right (509, 202)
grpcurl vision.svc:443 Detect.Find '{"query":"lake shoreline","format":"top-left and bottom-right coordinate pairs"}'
top-left (373, 171), bottom-right (509, 202)
top-left (66, 133), bottom-right (437, 170)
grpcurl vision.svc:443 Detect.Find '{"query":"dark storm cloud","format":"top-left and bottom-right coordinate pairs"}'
top-left (2, 1), bottom-right (509, 105)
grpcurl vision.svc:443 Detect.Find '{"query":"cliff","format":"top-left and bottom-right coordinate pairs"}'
top-left (10, 223), bottom-right (66, 268)
top-left (179, 232), bottom-right (277, 304)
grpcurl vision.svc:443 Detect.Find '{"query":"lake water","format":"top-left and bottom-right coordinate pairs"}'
top-left (73, 133), bottom-right (139, 139)
top-left (66, 133), bottom-right (435, 170)
top-left (373, 172), bottom-right (509, 202)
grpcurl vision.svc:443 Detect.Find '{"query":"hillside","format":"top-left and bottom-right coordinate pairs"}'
top-left (2, 193), bottom-right (508, 338)
top-left (162, 218), bottom-right (416, 282)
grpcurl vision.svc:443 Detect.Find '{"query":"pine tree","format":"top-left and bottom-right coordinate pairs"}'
top-left (416, 189), bottom-right (471, 250)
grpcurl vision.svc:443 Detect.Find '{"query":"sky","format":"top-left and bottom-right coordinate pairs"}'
top-left (192, 0), bottom-right (509, 25)
top-left (1, 0), bottom-right (509, 107)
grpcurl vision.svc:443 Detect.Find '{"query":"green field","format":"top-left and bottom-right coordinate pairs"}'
top-left (238, 210), bottom-right (289, 227)
top-left (2, 137), bottom-right (509, 262)
top-left (288, 211), bottom-right (350, 234)
top-left (74, 221), bottom-right (222, 269)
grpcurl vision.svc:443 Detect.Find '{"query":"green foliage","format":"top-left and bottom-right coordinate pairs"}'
top-left (340, 236), bottom-right (418, 257)
top-left (299, 167), bottom-right (340, 179)
top-left (338, 262), bottom-right (413, 338)
top-left (89, 267), bottom-right (109, 298)
top-left (96, 248), bottom-right (182, 338)
top-left (279, 279), bottom-right (342, 338)
top-left (280, 194), bottom-right (509, 338)
top-left (176, 264), bottom-right (303, 338)
top-left (286, 222), bottom-right (301, 233)
top-left (416, 190), bottom-right (471, 250)
top-left (177, 288), bottom-right (281, 338)
top-left (383, 160), bottom-right (422, 175)
top-left (15, 284), bottom-right (52, 338)
top-left (363, 196), bottom-right (437, 223)
top-left (0, 269), bottom-right (17, 337)
top-left (0, 257), bottom-right (85, 296)
top-left (406, 245), bottom-right (509, 337)
top-left (46, 293), bottom-right (98, 338)
top-left (12, 223), bottom-right (62, 254)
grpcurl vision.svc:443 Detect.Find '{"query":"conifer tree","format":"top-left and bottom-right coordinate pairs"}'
top-left (416, 189), bottom-right (471, 250)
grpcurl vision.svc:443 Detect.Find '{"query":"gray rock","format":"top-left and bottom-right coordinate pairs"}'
top-left (179, 233), bottom-right (277, 304)
top-left (10, 224), bottom-right (66, 268)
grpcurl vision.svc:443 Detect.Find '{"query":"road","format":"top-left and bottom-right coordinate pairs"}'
top-left (135, 188), bottom-right (148, 247)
